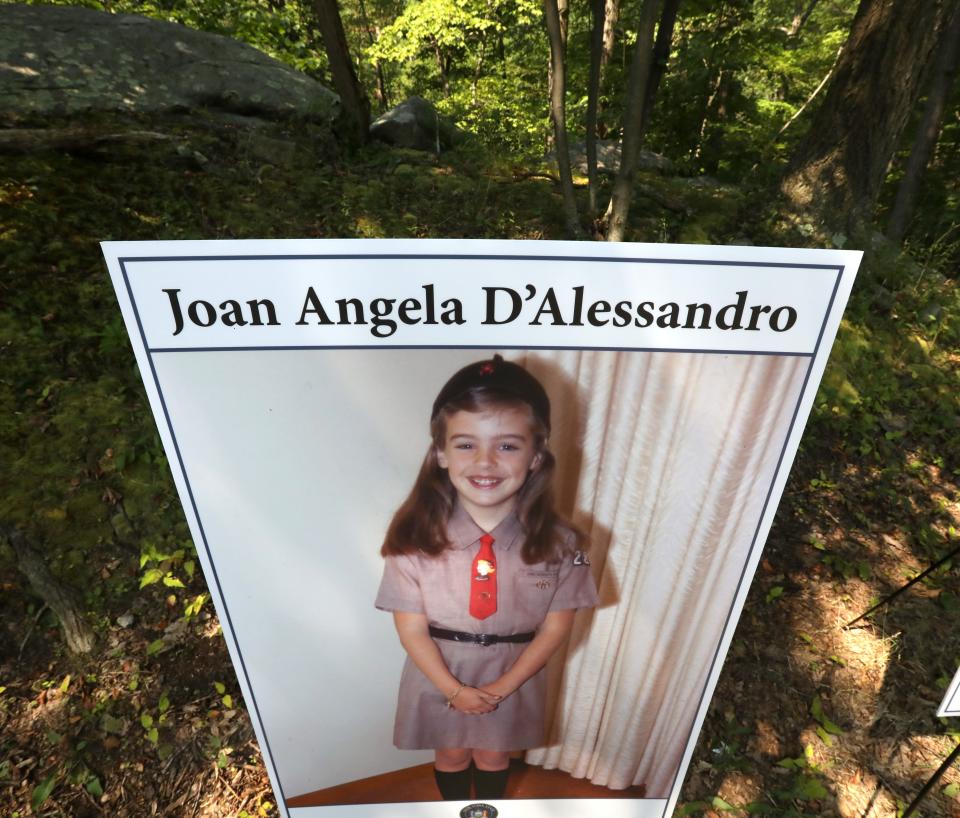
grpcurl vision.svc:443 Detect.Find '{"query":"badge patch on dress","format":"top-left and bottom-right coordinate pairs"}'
top-left (573, 550), bottom-right (591, 566)
top-left (536, 578), bottom-right (552, 589)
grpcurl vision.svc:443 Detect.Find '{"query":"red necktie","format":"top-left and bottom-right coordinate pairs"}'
top-left (470, 534), bottom-right (497, 619)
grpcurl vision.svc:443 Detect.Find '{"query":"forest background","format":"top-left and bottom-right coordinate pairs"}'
top-left (2, 0), bottom-right (960, 816)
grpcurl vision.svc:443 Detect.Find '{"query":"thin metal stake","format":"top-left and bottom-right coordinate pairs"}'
top-left (900, 740), bottom-right (960, 818)
top-left (843, 543), bottom-right (960, 629)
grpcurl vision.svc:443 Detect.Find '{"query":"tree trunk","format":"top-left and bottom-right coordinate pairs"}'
top-left (788, 0), bottom-right (820, 39)
top-left (695, 69), bottom-right (730, 172)
top-left (640, 0), bottom-right (681, 134)
top-left (431, 37), bottom-right (452, 98)
top-left (5, 526), bottom-right (96, 655)
top-left (309, 0), bottom-right (370, 145)
top-left (601, 0), bottom-right (621, 70)
top-left (684, 2), bottom-right (726, 160)
top-left (547, 0), bottom-right (571, 118)
top-left (586, 0), bottom-right (605, 217)
top-left (606, 0), bottom-right (665, 242)
top-left (357, 0), bottom-right (389, 111)
top-left (887, 4), bottom-right (960, 242)
top-left (543, 0), bottom-right (583, 238)
top-left (689, 65), bottom-right (721, 161)
top-left (472, 47), bottom-right (486, 107)
top-left (780, 0), bottom-right (957, 235)
top-left (558, 0), bottom-right (570, 45)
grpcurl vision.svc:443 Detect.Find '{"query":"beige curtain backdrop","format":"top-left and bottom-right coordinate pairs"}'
top-left (518, 350), bottom-right (807, 797)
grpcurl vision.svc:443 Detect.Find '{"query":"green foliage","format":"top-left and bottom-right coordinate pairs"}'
top-left (0, 156), bottom-right (197, 631)
top-left (371, 0), bottom-right (523, 63)
top-left (13, 0), bottom-right (868, 178)
top-left (368, 0), bottom-right (547, 154)
top-left (880, 78), bottom-right (960, 267)
top-left (810, 694), bottom-right (844, 746)
top-left (645, 0), bottom-right (856, 179)
top-left (769, 745), bottom-right (831, 813)
top-left (31, 773), bottom-right (58, 810)
top-left (803, 248), bottom-right (960, 512)
top-left (765, 585), bottom-right (784, 603)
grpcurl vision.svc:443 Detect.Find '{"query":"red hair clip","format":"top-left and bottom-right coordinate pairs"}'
top-left (478, 362), bottom-right (496, 376)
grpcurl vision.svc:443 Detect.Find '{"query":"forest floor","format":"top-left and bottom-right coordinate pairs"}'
top-left (2, 114), bottom-right (959, 818)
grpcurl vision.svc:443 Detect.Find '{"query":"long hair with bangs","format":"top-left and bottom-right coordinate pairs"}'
top-left (381, 388), bottom-right (584, 565)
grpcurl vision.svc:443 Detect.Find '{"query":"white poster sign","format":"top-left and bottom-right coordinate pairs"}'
top-left (939, 667), bottom-right (960, 717)
top-left (101, 239), bottom-right (860, 818)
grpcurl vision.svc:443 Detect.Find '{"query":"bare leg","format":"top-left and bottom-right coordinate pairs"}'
top-left (472, 750), bottom-right (509, 771)
top-left (436, 748), bottom-right (473, 771)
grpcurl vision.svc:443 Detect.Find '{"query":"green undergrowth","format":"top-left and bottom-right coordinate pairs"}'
top-left (799, 245), bottom-right (960, 555)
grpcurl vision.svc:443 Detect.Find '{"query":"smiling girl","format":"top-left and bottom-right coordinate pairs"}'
top-left (375, 355), bottom-right (598, 802)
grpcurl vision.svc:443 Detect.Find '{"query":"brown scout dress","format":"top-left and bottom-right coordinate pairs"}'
top-left (375, 504), bottom-right (599, 751)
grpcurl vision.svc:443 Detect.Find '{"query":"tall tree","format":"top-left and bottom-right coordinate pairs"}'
top-left (357, 0), bottom-right (390, 112)
top-left (640, 0), bottom-right (681, 134)
top-left (779, 0), bottom-right (959, 235)
top-left (601, 0), bottom-right (621, 70)
top-left (557, 0), bottom-right (570, 44)
top-left (605, 0), bottom-right (664, 242)
top-left (886, 4), bottom-right (960, 243)
top-left (308, 0), bottom-right (371, 145)
top-left (586, 0), bottom-right (605, 217)
top-left (544, 0), bottom-right (583, 238)
top-left (546, 0), bottom-right (571, 127)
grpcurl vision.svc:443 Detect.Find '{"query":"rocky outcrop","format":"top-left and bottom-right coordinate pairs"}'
top-left (550, 140), bottom-right (675, 176)
top-left (0, 4), bottom-right (338, 126)
top-left (369, 96), bottom-right (462, 152)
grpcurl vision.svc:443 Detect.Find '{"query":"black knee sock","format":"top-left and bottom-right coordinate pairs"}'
top-left (473, 767), bottom-right (509, 799)
top-left (434, 766), bottom-right (473, 800)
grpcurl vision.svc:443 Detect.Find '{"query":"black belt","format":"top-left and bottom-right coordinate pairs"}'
top-left (429, 625), bottom-right (535, 647)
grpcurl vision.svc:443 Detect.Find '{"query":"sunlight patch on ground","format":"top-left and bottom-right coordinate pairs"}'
top-left (835, 766), bottom-right (897, 818)
top-left (751, 720), bottom-right (781, 758)
top-left (716, 770), bottom-right (764, 811)
top-left (837, 623), bottom-right (896, 696)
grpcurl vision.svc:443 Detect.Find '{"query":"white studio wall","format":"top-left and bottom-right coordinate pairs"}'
top-left (154, 348), bottom-right (499, 793)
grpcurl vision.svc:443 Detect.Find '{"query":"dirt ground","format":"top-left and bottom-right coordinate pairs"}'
top-left (678, 451), bottom-right (960, 818)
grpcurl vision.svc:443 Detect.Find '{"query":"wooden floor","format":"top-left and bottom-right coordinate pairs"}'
top-left (286, 760), bottom-right (646, 807)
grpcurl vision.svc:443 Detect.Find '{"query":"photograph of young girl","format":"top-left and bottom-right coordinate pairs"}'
top-left (375, 355), bottom-right (599, 802)
top-left (153, 345), bottom-right (809, 814)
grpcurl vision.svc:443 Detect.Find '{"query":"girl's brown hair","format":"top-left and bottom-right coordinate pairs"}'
top-left (381, 387), bottom-right (584, 565)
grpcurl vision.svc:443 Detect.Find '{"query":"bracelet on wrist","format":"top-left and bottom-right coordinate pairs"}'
top-left (446, 682), bottom-right (467, 708)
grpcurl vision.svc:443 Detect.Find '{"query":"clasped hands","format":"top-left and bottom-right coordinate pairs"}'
top-left (447, 682), bottom-right (511, 715)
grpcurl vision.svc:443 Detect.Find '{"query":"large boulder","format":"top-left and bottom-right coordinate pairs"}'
top-left (369, 96), bottom-right (461, 152)
top-left (0, 4), bottom-right (338, 126)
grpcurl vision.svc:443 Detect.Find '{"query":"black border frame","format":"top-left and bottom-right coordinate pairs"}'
top-left (116, 251), bottom-right (846, 816)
